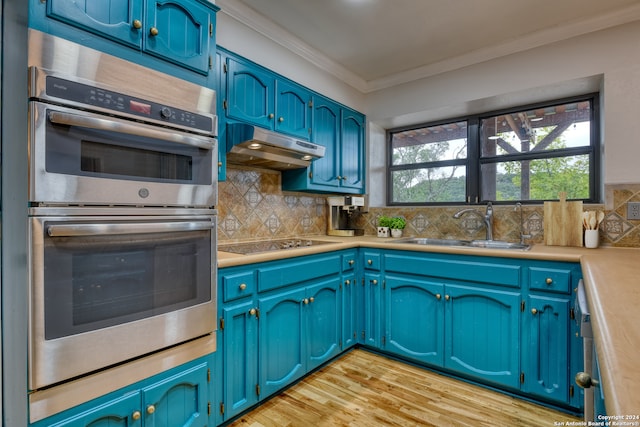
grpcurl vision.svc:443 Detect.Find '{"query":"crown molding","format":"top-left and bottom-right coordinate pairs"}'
top-left (216, 0), bottom-right (640, 94)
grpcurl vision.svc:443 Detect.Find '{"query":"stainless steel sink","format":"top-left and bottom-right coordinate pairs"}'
top-left (389, 237), bottom-right (530, 251)
top-left (390, 237), bottom-right (471, 247)
top-left (467, 239), bottom-right (531, 250)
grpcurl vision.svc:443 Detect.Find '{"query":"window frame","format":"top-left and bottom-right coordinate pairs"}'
top-left (386, 93), bottom-right (601, 206)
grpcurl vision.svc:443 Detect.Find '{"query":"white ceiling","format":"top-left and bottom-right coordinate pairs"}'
top-left (217, 0), bottom-right (640, 92)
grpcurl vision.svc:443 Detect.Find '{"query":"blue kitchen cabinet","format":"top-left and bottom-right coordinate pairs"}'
top-left (282, 97), bottom-right (366, 194)
top-left (258, 277), bottom-right (342, 397)
top-left (444, 284), bottom-right (521, 389)
top-left (275, 79), bottom-right (313, 140)
top-left (523, 295), bottom-right (571, 402)
top-left (217, 252), bottom-right (346, 420)
top-left (30, 355), bottom-right (213, 427)
top-left (225, 56), bottom-right (275, 130)
top-left (219, 300), bottom-right (259, 420)
top-left (258, 287), bottom-right (306, 398)
top-left (306, 279), bottom-right (342, 371)
top-left (523, 262), bottom-right (583, 408)
top-left (341, 250), bottom-right (359, 349)
top-left (224, 54), bottom-right (312, 140)
top-left (339, 108), bottom-right (366, 191)
top-left (361, 251), bottom-right (382, 348)
top-left (29, 0), bottom-right (218, 85)
top-left (45, 0), bottom-right (143, 49)
top-left (216, 51), bottom-right (227, 181)
top-left (382, 250), bottom-right (521, 389)
top-left (362, 273), bottom-right (381, 348)
top-left (385, 275), bottom-right (444, 366)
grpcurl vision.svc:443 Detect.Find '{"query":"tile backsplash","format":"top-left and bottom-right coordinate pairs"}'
top-left (218, 167), bottom-right (640, 247)
top-left (218, 166), bottom-right (327, 241)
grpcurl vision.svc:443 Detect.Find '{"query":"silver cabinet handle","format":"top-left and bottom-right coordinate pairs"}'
top-left (47, 221), bottom-right (213, 237)
top-left (48, 110), bottom-right (215, 150)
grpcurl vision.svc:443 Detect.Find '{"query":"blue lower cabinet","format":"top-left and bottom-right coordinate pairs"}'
top-left (258, 278), bottom-right (342, 397)
top-left (445, 284), bottom-right (521, 389)
top-left (341, 271), bottom-right (358, 349)
top-left (142, 362), bottom-right (210, 427)
top-left (523, 295), bottom-right (571, 404)
top-left (258, 287), bottom-right (307, 397)
top-left (220, 300), bottom-right (259, 420)
top-left (31, 356), bottom-right (213, 427)
top-left (385, 275), bottom-right (444, 366)
top-left (362, 272), bottom-right (382, 348)
top-left (306, 279), bottom-right (342, 371)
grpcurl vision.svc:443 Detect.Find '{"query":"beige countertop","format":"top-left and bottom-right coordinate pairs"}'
top-left (218, 236), bottom-right (640, 415)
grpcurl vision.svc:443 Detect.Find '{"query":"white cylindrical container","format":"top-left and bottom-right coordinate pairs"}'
top-left (584, 229), bottom-right (599, 248)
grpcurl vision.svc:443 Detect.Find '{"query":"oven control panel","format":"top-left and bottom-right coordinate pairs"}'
top-left (44, 76), bottom-right (213, 134)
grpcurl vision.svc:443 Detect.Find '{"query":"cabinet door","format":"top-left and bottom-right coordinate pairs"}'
top-left (306, 278), bottom-right (341, 371)
top-left (275, 80), bottom-right (312, 140)
top-left (309, 97), bottom-right (341, 188)
top-left (524, 295), bottom-right (571, 403)
top-left (142, 360), bottom-right (210, 427)
top-left (226, 57), bottom-right (275, 128)
top-left (46, 0), bottom-right (143, 49)
top-left (145, 0), bottom-right (212, 74)
top-left (340, 109), bottom-right (365, 192)
top-left (221, 301), bottom-right (259, 420)
top-left (258, 287), bottom-right (306, 397)
top-left (445, 284), bottom-right (521, 389)
top-left (385, 275), bottom-right (444, 366)
top-left (362, 272), bottom-right (382, 348)
top-left (44, 392), bottom-right (142, 427)
top-left (341, 271), bottom-right (358, 349)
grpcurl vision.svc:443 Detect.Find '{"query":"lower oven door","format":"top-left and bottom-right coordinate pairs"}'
top-left (28, 213), bottom-right (216, 390)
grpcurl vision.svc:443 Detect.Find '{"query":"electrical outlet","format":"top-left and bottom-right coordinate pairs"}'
top-left (628, 202), bottom-right (640, 220)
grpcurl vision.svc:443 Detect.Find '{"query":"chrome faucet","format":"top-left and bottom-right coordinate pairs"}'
top-left (514, 202), bottom-right (532, 244)
top-left (453, 202), bottom-right (494, 240)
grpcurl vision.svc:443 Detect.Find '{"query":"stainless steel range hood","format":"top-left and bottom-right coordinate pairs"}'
top-left (226, 123), bottom-right (325, 170)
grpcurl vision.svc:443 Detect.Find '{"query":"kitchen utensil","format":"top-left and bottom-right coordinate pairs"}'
top-left (544, 192), bottom-right (583, 246)
top-left (597, 210), bottom-right (604, 228)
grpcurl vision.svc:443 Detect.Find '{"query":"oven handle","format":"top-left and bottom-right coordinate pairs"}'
top-left (47, 221), bottom-right (214, 237)
top-left (48, 111), bottom-right (215, 150)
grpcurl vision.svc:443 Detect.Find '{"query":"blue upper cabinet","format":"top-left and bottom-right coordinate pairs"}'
top-left (144, 0), bottom-right (213, 74)
top-left (306, 97), bottom-right (341, 188)
top-left (226, 56), bottom-right (275, 129)
top-left (282, 96), bottom-right (366, 194)
top-left (225, 55), bottom-right (312, 140)
top-left (29, 0), bottom-right (219, 86)
top-left (275, 80), bottom-right (313, 140)
top-left (340, 108), bottom-right (366, 191)
top-left (46, 0), bottom-right (144, 49)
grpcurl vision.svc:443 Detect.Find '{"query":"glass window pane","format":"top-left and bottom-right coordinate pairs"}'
top-left (480, 100), bottom-right (591, 157)
top-left (480, 155), bottom-right (590, 201)
top-left (392, 166), bottom-right (466, 203)
top-left (391, 122), bottom-right (467, 166)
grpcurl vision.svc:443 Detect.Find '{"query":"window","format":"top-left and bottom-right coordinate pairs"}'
top-left (387, 94), bottom-right (600, 205)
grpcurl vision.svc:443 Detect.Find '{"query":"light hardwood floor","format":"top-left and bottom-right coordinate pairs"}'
top-left (227, 349), bottom-right (581, 427)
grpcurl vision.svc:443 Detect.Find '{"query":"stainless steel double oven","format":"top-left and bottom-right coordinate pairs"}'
top-left (27, 30), bottom-right (218, 391)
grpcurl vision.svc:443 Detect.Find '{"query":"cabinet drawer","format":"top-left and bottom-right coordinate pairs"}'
top-left (384, 253), bottom-right (521, 288)
top-left (363, 252), bottom-right (381, 271)
top-left (342, 251), bottom-right (358, 271)
top-left (529, 267), bottom-right (571, 293)
top-left (257, 255), bottom-right (341, 293)
top-left (222, 271), bottom-right (256, 302)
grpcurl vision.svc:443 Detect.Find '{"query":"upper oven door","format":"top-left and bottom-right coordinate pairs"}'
top-left (29, 101), bottom-right (217, 207)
